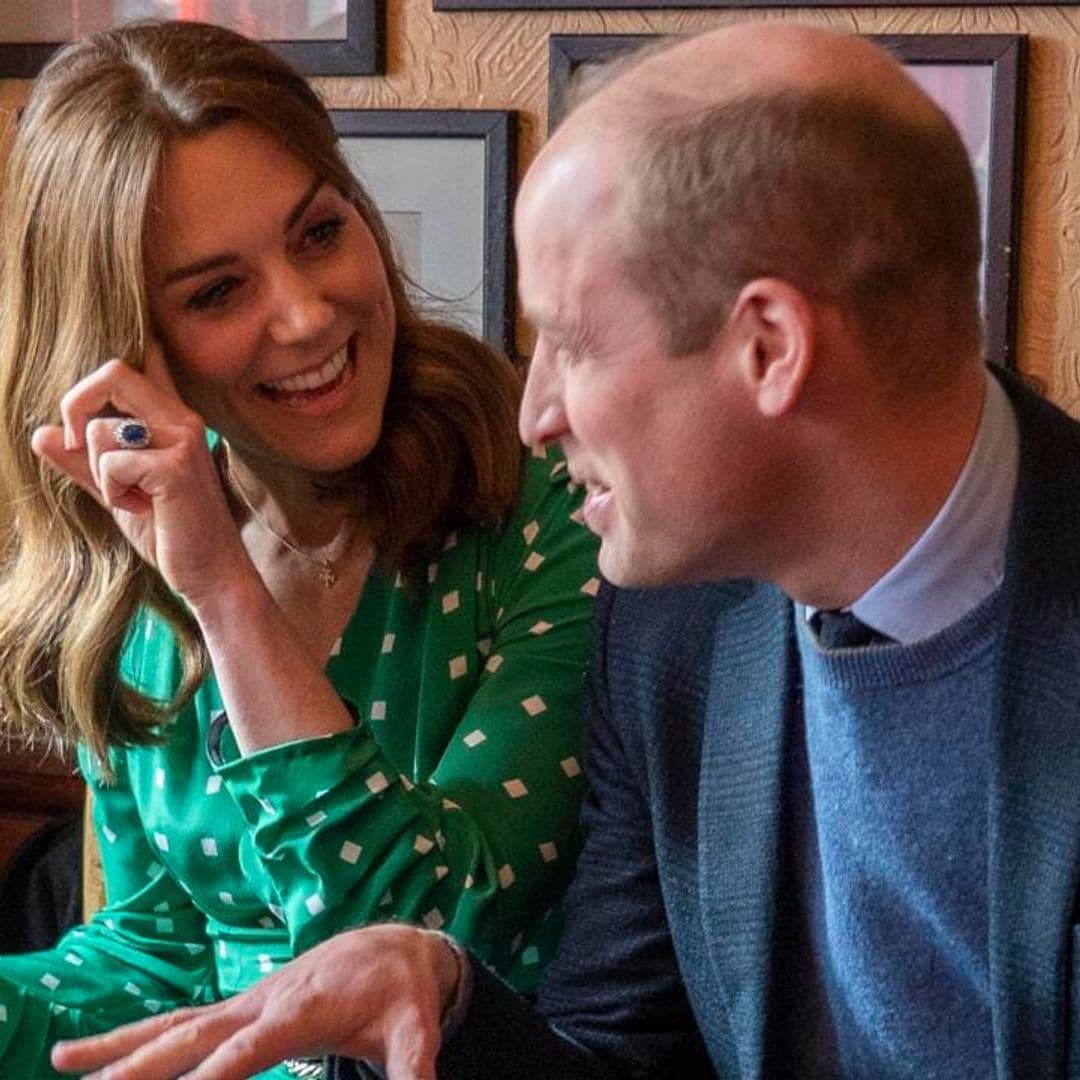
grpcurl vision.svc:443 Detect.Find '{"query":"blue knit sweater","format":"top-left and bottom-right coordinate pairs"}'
top-left (774, 590), bottom-right (1002, 1078)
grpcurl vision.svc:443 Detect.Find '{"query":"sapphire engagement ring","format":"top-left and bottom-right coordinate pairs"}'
top-left (113, 417), bottom-right (152, 450)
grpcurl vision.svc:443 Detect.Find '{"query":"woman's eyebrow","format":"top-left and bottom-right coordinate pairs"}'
top-left (161, 177), bottom-right (327, 286)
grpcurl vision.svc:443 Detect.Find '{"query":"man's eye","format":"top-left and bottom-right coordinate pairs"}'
top-left (186, 278), bottom-right (238, 311)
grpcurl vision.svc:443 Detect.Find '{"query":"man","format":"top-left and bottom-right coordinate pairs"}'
top-left (52, 22), bottom-right (1080, 1080)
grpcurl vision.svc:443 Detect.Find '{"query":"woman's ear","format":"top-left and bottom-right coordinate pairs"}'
top-left (726, 278), bottom-right (815, 418)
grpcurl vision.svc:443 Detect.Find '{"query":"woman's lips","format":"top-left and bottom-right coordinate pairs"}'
top-left (258, 346), bottom-right (356, 413)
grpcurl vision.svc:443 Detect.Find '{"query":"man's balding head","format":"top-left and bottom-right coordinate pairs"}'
top-left (526, 25), bottom-right (983, 385)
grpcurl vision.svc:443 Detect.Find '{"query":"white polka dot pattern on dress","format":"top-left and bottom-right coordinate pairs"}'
top-left (40, 973), bottom-right (60, 991)
top-left (485, 654), bottom-right (504, 674)
top-left (529, 620), bottom-right (553, 636)
top-left (503, 779), bottom-right (529, 798)
top-left (463, 730), bottom-right (486, 748)
top-left (581, 577), bottom-right (601, 597)
top-left (219, 891), bottom-right (234, 905)
top-left (63, 953), bottom-right (83, 966)
top-left (442, 590), bottom-right (460, 614)
top-left (560, 757), bottom-right (582, 777)
top-left (153, 832), bottom-right (169, 852)
top-left (523, 520), bottom-right (540, 545)
top-left (366, 772), bottom-right (389, 794)
top-left (370, 700), bottom-right (386, 721)
top-left (339, 840), bottom-right (362, 864)
top-left (306, 811), bottom-right (327, 827)
top-left (524, 552), bottom-right (545, 572)
top-left (539, 841), bottom-right (558, 862)
top-left (201, 837), bottom-right (218, 857)
top-left (381, 632), bottom-right (396, 654)
top-left (522, 695), bottom-right (547, 716)
top-left (414, 835), bottom-right (435, 855)
top-left (205, 775), bottom-right (223, 795)
top-left (154, 767), bottom-right (165, 789)
top-left (423, 908), bottom-right (445, 930)
top-left (305, 894), bottom-right (327, 917)
top-left (449, 655), bottom-right (468, 679)
top-left (498, 865), bottom-right (516, 889)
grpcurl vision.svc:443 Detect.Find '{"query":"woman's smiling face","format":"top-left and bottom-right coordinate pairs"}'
top-left (143, 120), bottom-right (396, 478)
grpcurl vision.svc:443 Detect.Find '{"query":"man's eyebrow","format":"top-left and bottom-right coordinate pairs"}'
top-left (161, 176), bottom-right (327, 286)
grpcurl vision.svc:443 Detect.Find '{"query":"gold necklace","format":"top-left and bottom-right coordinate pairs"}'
top-left (222, 447), bottom-right (343, 589)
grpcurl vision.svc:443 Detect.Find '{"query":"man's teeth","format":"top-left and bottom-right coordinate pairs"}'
top-left (264, 349), bottom-right (348, 393)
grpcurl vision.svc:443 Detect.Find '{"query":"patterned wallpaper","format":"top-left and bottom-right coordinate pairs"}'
top-left (1, 2), bottom-right (1079, 409)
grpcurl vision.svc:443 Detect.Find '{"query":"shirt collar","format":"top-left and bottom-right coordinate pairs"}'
top-left (803, 371), bottom-right (1019, 645)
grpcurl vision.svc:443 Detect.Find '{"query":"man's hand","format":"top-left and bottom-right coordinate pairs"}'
top-left (50, 924), bottom-right (462, 1080)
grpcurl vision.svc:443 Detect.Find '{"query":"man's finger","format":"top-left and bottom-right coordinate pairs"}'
top-left (382, 1010), bottom-right (440, 1080)
top-left (181, 1017), bottom-right (318, 1080)
top-left (52, 1002), bottom-right (238, 1076)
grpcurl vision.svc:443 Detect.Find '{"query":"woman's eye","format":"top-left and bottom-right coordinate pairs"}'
top-left (186, 277), bottom-right (239, 311)
top-left (303, 215), bottom-right (345, 251)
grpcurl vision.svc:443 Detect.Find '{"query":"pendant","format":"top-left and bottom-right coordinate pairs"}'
top-left (317, 558), bottom-right (337, 589)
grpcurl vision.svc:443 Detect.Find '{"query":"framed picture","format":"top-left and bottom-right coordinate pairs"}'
top-left (0, 0), bottom-right (383, 78)
top-left (549, 33), bottom-right (1025, 370)
top-left (331, 109), bottom-right (518, 355)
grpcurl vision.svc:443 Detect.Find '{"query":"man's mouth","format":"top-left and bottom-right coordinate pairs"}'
top-left (259, 347), bottom-right (352, 401)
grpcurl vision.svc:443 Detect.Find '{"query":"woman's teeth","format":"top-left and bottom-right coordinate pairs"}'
top-left (262, 349), bottom-right (348, 394)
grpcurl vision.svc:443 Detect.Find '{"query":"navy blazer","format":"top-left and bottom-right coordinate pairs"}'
top-left (334, 369), bottom-right (1080, 1080)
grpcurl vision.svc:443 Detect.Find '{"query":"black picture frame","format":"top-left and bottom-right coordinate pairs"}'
top-left (549, 33), bottom-right (1025, 371)
top-left (331, 109), bottom-right (518, 355)
top-left (0, 0), bottom-right (384, 78)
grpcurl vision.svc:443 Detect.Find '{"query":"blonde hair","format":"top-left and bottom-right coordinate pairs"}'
top-left (0, 21), bottom-right (521, 771)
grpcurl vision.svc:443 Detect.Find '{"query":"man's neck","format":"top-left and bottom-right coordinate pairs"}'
top-left (774, 362), bottom-right (988, 610)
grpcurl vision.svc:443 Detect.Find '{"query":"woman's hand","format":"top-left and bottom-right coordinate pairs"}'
top-left (50, 924), bottom-right (459, 1080)
top-left (30, 345), bottom-right (252, 608)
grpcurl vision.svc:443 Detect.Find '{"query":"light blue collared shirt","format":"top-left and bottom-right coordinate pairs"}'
top-left (808, 372), bottom-right (1019, 645)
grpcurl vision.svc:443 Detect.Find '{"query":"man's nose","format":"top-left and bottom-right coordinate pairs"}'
top-left (518, 334), bottom-right (568, 449)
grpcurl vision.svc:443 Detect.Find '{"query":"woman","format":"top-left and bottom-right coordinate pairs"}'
top-left (0, 20), bottom-right (597, 1079)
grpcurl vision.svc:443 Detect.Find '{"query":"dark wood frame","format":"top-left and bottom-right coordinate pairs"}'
top-left (0, 0), bottom-right (384, 78)
top-left (331, 109), bottom-right (518, 355)
top-left (549, 33), bottom-right (1026, 371)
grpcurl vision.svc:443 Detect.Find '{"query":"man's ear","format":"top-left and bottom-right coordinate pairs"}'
top-left (726, 278), bottom-right (815, 418)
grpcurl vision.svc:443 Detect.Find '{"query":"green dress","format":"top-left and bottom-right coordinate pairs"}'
top-left (0, 447), bottom-right (598, 1079)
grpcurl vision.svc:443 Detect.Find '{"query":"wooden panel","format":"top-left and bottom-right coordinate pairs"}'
top-left (0, 744), bottom-right (84, 881)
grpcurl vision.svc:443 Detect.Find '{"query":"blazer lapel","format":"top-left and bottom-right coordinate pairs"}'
top-left (697, 584), bottom-right (795, 1080)
top-left (988, 371), bottom-right (1080, 1078)
top-left (988, 612), bottom-right (1080, 1077)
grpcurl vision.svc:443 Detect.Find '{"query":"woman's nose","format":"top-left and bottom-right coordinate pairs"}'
top-left (267, 265), bottom-right (335, 345)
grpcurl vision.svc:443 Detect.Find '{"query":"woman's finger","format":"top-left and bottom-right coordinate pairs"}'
top-left (59, 357), bottom-right (196, 452)
top-left (31, 425), bottom-right (107, 507)
top-left (142, 338), bottom-right (182, 398)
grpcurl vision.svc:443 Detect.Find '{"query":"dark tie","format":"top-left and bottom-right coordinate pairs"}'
top-left (811, 609), bottom-right (894, 649)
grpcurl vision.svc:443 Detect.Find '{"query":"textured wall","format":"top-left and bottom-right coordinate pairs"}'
top-left (1, 4), bottom-right (1078, 408)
